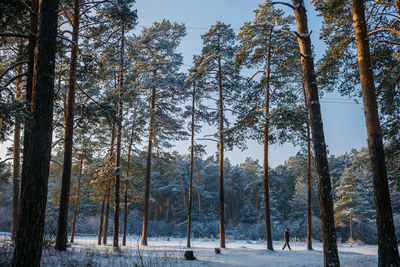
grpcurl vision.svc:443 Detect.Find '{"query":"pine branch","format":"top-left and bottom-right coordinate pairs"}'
top-left (0, 32), bottom-right (33, 39)
top-left (57, 35), bottom-right (78, 48)
top-left (0, 60), bottom-right (29, 80)
top-left (368, 28), bottom-right (400, 36)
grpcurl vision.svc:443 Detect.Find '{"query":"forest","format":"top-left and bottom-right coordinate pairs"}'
top-left (0, 0), bottom-right (399, 266)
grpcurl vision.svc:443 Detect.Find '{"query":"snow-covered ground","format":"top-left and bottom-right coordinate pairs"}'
top-left (1, 234), bottom-right (384, 266)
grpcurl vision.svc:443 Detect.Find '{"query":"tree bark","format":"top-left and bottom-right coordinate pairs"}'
top-left (350, 1), bottom-right (400, 265)
top-left (20, 0), bottom-right (38, 201)
top-left (303, 83), bottom-right (313, 251)
top-left (196, 167), bottom-right (201, 218)
top-left (12, 0), bottom-right (59, 265)
top-left (55, 0), bottom-right (80, 251)
top-left (186, 83), bottom-right (195, 248)
top-left (11, 63), bottom-right (22, 241)
top-left (113, 23), bottom-right (125, 249)
top-left (103, 123), bottom-right (116, 245)
top-left (289, 0), bottom-right (339, 265)
top-left (263, 25), bottom-right (273, 251)
top-left (141, 76), bottom-right (157, 246)
top-left (70, 158), bottom-right (83, 243)
top-left (123, 111), bottom-right (136, 246)
top-left (349, 212), bottom-right (353, 242)
top-left (217, 36), bottom-right (226, 249)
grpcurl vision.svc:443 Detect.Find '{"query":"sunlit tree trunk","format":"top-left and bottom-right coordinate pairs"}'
top-left (70, 158), bottom-right (83, 243)
top-left (141, 76), bottom-right (157, 246)
top-left (186, 83), bottom-right (196, 248)
top-left (123, 111), bottom-right (136, 246)
top-left (350, 1), bottom-right (400, 265)
top-left (113, 23), bottom-right (125, 249)
top-left (20, 0), bottom-right (38, 202)
top-left (288, 0), bottom-right (339, 265)
top-left (217, 36), bottom-right (226, 249)
top-left (103, 123), bottom-right (116, 245)
top-left (263, 25), bottom-right (273, 251)
top-left (302, 83), bottom-right (313, 250)
top-left (56, 0), bottom-right (81, 251)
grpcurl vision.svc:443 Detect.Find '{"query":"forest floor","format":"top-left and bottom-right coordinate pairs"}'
top-left (0, 234), bottom-right (383, 266)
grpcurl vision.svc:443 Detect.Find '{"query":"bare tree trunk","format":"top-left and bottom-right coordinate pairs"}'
top-left (255, 190), bottom-right (259, 223)
top-left (11, 63), bottom-right (22, 241)
top-left (287, 1), bottom-right (339, 265)
top-left (217, 37), bottom-right (226, 249)
top-left (123, 111), bottom-right (136, 246)
top-left (263, 25), bottom-right (273, 251)
top-left (196, 168), bottom-right (201, 218)
top-left (186, 83), bottom-right (196, 248)
top-left (56, 0), bottom-right (81, 251)
top-left (141, 80), bottom-right (157, 246)
top-left (302, 83), bottom-right (313, 250)
top-left (70, 158), bottom-right (83, 243)
top-left (349, 212), bottom-right (353, 242)
top-left (12, 0), bottom-right (59, 264)
top-left (113, 24), bottom-right (125, 249)
top-left (103, 123), bottom-right (116, 245)
top-left (20, 0), bottom-right (38, 202)
top-left (180, 176), bottom-right (186, 210)
top-left (97, 193), bottom-right (106, 245)
top-left (350, 1), bottom-right (400, 265)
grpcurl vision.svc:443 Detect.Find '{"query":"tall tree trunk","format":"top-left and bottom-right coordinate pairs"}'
top-left (20, 0), bottom-right (38, 201)
top-left (103, 123), bottom-right (116, 245)
top-left (70, 158), bottom-right (83, 243)
top-left (263, 25), bottom-right (273, 251)
top-left (217, 37), bottom-right (226, 249)
top-left (11, 63), bottom-right (23, 241)
top-left (196, 167), bottom-right (201, 218)
top-left (180, 176), bottom-right (186, 210)
top-left (303, 83), bottom-right (313, 250)
top-left (123, 111), bottom-right (136, 246)
top-left (187, 83), bottom-right (196, 248)
top-left (12, 0), bottom-right (59, 265)
top-left (113, 23), bottom-right (125, 249)
top-left (255, 190), bottom-right (259, 223)
top-left (350, 1), bottom-right (400, 265)
top-left (141, 78), bottom-right (157, 246)
top-left (55, 0), bottom-right (81, 251)
top-left (288, 1), bottom-right (339, 265)
top-left (97, 193), bottom-right (106, 245)
top-left (349, 212), bottom-right (353, 242)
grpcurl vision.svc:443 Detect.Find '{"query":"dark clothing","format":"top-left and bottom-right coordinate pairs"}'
top-left (284, 231), bottom-right (290, 242)
top-left (282, 230), bottom-right (291, 250)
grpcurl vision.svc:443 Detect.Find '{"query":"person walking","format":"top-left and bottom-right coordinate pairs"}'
top-left (282, 228), bottom-right (291, 250)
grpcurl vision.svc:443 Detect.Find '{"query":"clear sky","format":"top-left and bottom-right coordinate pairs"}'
top-left (0, 0), bottom-right (368, 167)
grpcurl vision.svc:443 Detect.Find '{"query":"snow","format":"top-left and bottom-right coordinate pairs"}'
top-left (0, 234), bottom-right (384, 266)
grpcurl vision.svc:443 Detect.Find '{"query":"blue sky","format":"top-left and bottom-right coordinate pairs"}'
top-left (132, 0), bottom-right (367, 167)
top-left (0, 0), bottom-right (368, 167)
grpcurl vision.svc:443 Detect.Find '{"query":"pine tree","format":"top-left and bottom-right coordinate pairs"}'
top-left (12, 0), bottom-right (59, 265)
top-left (196, 22), bottom-right (241, 248)
top-left (349, 0), bottom-right (400, 264)
top-left (235, 1), bottom-right (303, 250)
top-left (271, 0), bottom-right (340, 265)
top-left (129, 20), bottom-right (187, 245)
